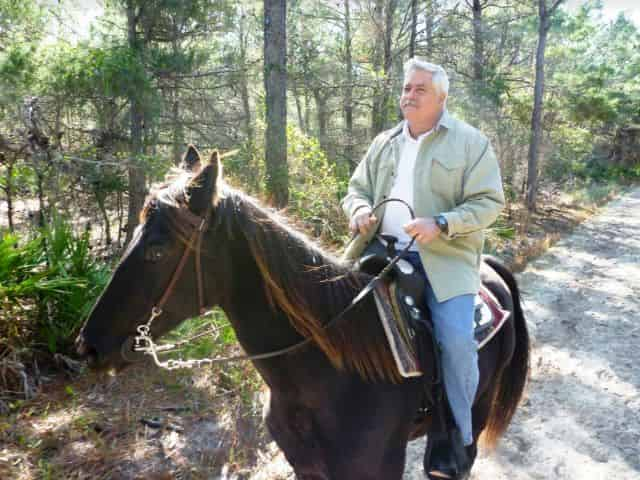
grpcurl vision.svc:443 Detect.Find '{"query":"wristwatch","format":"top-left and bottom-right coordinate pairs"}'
top-left (434, 214), bottom-right (449, 235)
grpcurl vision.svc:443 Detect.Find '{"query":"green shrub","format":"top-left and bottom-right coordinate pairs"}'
top-left (569, 157), bottom-right (640, 183)
top-left (484, 214), bottom-right (515, 255)
top-left (568, 182), bottom-right (623, 207)
top-left (286, 125), bottom-right (349, 244)
top-left (222, 126), bottom-right (350, 245)
top-left (162, 308), bottom-right (237, 360)
top-left (0, 215), bottom-right (110, 354)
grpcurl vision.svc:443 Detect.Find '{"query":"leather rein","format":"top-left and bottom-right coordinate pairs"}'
top-left (131, 198), bottom-right (417, 370)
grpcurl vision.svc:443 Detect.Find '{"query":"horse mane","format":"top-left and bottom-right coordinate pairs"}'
top-left (220, 190), bottom-right (403, 383)
top-left (148, 173), bottom-right (402, 383)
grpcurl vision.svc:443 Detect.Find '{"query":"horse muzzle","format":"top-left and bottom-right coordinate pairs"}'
top-left (75, 333), bottom-right (99, 367)
top-left (120, 335), bottom-right (148, 363)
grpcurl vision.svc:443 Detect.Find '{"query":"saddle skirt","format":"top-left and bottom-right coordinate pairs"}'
top-left (373, 280), bottom-right (510, 378)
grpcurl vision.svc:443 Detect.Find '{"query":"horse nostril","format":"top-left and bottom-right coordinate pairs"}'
top-left (75, 334), bottom-right (89, 356)
top-left (120, 336), bottom-right (146, 363)
top-left (75, 334), bottom-right (98, 366)
top-left (86, 349), bottom-right (98, 367)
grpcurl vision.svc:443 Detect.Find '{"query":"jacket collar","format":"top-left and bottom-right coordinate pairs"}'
top-left (400, 108), bottom-right (452, 139)
top-left (438, 109), bottom-right (453, 130)
top-left (402, 121), bottom-right (434, 144)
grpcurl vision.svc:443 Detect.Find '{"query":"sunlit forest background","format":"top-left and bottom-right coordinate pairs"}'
top-left (1, 0), bottom-right (639, 400)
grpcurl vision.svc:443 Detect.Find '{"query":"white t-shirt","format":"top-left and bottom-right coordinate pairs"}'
top-left (379, 122), bottom-right (433, 251)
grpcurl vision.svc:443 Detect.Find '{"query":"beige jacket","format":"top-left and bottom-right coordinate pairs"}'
top-left (341, 111), bottom-right (505, 302)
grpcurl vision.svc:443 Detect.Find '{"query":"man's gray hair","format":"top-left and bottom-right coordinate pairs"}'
top-left (403, 58), bottom-right (449, 97)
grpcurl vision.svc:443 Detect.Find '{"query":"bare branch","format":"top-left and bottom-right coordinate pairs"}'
top-left (549, 0), bottom-right (565, 14)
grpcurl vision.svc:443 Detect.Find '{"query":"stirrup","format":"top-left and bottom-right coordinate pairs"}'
top-left (428, 471), bottom-right (455, 480)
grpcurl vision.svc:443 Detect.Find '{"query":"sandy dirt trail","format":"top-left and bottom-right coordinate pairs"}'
top-left (252, 188), bottom-right (640, 480)
top-left (403, 187), bottom-right (640, 479)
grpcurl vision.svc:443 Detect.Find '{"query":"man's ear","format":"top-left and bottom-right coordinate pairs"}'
top-left (181, 144), bottom-right (202, 172)
top-left (186, 150), bottom-right (222, 215)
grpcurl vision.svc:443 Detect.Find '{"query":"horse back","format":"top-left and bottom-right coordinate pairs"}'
top-left (480, 255), bottom-right (515, 314)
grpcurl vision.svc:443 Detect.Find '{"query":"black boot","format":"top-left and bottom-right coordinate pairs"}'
top-left (424, 427), bottom-right (472, 480)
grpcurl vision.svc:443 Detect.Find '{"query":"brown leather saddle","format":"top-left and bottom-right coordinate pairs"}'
top-left (355, 236), bottom-right (430, 376)
top-left (354, 237), bottom-right (510, 379)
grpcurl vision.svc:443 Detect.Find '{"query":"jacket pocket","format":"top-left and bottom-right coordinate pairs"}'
top-left (430, 157), bottom-right (464, 204)
top-left (374, 161), bottom-right (394, 200)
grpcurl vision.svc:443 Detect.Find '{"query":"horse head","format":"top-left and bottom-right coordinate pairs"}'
top-left (75, 145), bottom-right (223, 371)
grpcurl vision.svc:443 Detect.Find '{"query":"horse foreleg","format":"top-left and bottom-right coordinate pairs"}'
top-left (266, 402), bottom-right (407, 479)
top-left (328, 439), bottom-right (407, 480)
top-left (265, 397), bottom-right (331, 479)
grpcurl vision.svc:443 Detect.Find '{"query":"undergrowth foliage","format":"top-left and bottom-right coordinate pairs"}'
top-left (162, 308), bottom-right (238, 363)
top-left (0, 215), bottom-right (110, 355)
top-left (224, 125), bottom-right (349, 246)
top-left (286, 125), bottom-right (349, 244)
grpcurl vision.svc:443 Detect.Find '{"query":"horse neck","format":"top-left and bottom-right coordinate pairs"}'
top-left (207, 194), bottom-right (403, 384)
top-left (213, 194), bottom-right (355, 357)
top-left (210, 214), bottom-right (306, 357)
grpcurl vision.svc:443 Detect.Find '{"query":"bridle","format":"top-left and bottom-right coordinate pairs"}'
top-left (131, 198), bottom-right (418, 370)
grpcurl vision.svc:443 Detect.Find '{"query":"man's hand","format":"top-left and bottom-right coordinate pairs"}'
top-left (403, 217), bottom-right (441, 245)
top-left (349, 209), bottom-right (378, 235)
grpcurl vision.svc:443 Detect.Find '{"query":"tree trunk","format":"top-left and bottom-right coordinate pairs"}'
top-left (471, 0), bottom-right (485, 85)
top-left (380, 0), bottom-right (397, 129)
top-left (263, 0), bottom-right (288, 207)
top-left (96, 190), bottom-right (112, 245)
top-left (425, 0), bottom-right (435, 58)
top-left (35, 165), bottom-right (46, 228)
top-left (117, 190), bottom-right (123, 247)
top-left (343, 0), bottom-right (355, 171)
top-left (409, 0), bottom-right (417, 58)
top-left (293, 83), bottom-right (305, 133)
top-left (469, 0), bottom-right (488, 125)
top-left (1, 153), bottom-right (14, 232)
top-left (371, 0), bottom-right (397, 134)
top-left (527, 0), bottom-right (561, 212)
top-left (304, 91), bottom-right (311, 135)
top-left (313, 89), bottom-right (328, 153)
top-left (170, 29), bottom-right (183, 167)
top-left (240, 71), bottom-right (254, 146)
top-left (370, 0), bottom-right (384, 135)
top-left (125, 0), bottom-right (147, 244)
top-left (239, 13), bottom-right (254, 148)
top-left (171, 86), bottom-right (182, 166)
top-left (171, 52), bottom-right (182, 165)
top-left (53, 99), bottom-right (62, 150)
top-left (22, 98), bottom-right (52, 228)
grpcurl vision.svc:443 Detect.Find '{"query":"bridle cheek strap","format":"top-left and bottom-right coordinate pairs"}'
top-left (154, 213), bottom-right (209, 318)
top-left (195, 219), bottom-right (207, 314)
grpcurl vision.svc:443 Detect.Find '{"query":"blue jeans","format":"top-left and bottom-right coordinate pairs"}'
top-left (405, 252), bottom-right (478, 446)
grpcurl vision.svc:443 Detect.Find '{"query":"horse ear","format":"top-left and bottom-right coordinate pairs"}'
top-left (186, 150), bottom-right (222, 215)
top-left (209, 149), bottom-right (220, 166)
top-left (181, 144), bottom-right (201, 172)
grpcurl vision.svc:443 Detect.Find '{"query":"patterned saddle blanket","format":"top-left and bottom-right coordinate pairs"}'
top-left (373, 280), bottom-right (510, 378)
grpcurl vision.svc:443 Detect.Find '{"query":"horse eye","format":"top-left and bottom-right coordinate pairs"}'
top-left (145, 245), bottom-right (165, 263)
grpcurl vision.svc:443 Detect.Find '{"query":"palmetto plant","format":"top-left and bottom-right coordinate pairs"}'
top-left (0, 215), bottom-right (110, 354)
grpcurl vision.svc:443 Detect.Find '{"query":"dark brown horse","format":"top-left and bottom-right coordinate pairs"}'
top-left (76, 147), bottom-right (529, 479)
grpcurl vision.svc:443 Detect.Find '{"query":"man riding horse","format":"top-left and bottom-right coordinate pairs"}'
top-left (341, 58), bottom-right (506, 479)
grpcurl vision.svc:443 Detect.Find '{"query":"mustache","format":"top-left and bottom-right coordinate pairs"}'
top-left (401, 101), bottom-right (417, 108)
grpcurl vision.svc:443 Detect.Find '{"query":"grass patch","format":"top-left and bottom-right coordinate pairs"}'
top-left (160, 308), bottom-right (237, 361)
top-left (0, 361), bottom-right (268, 480)
top-left (564, 180), bottom-right (628, 207)
top-left (0, 214), bottom-right (111, 355)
